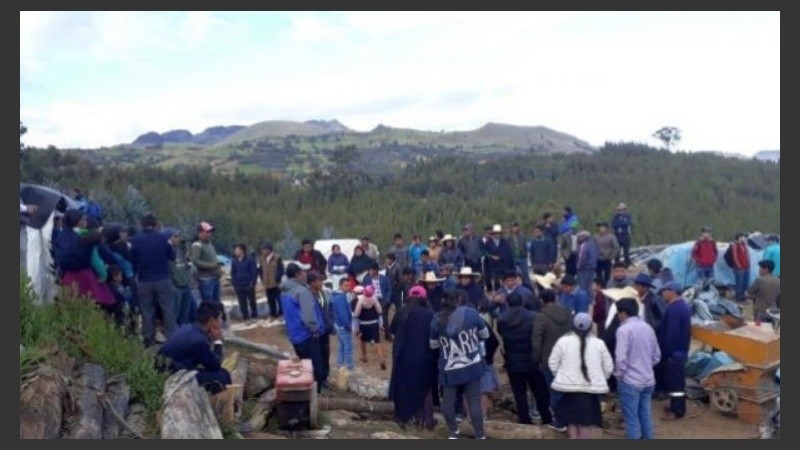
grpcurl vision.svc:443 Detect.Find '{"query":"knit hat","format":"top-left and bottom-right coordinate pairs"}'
top-left (573, 312), bottom-right (593, 331)
top-left (409, 285), bottom-right (427, 298)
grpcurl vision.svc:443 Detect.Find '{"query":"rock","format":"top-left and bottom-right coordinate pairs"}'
top-left (346, 369), bottom-right (389, 400)
top-left (245, 357), bottom-right (277, 398)
top-left (325, 409), bottom-right (360, 427)
top-left (20, 365), bottom-right (68, 439)
top-left (302, 425), bottom-right (331, 439)
top-left (102, 376), bottom-right (131, 439)
top-left (67, 363), bottom-right (108, 439)
top-left (371, 431), bottom-right (421, 439)
top-left (160, 370), bottom-right (223, 439)
top-left (247, 388), bottom-right (277, 432)
top-left (123, 403), bottom-right (148, 439)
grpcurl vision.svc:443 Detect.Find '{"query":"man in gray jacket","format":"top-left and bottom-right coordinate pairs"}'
top-left (594, 222), bottom-right (620, 286)
top-left (457, 223), bottom-right (483, 273)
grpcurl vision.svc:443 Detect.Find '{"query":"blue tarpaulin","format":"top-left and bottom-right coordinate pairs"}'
top-left (651, 241), bottom-right (764, 289)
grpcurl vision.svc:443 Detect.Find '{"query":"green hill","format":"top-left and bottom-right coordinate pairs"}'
top-left (78, 120), bottom-right (596, 176)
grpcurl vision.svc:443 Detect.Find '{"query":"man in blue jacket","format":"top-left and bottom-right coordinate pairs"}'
top-left (331, 278), bottom-right (355, 371)
top-left (231, 243), bottom-right (259, 321)
top-left (612, 203), bottom-right (634, 267)
top-left (558, 274), bottom-right (591, 314)
top-left (363, 262), bottom-right (394, 340)
top-left (131, 213), bottom-right (177, 347)
top-left (656, 282), bottom-right (691, 420)
top-left (158, 302), bottom-right (231, 394)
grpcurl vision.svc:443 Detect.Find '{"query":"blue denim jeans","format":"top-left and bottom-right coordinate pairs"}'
top-left (618, 381), bottom-right (655, 439)
top-left (734, 269), bottom-right (750, 300)
top-left (173, 286), bottom-right (196, 326)
top-left (543, 367), bottom-right (565, 427)
top-left (335, 326), bottom-right (355, 371)
top-left (197, 278), bottom-right (221, 303)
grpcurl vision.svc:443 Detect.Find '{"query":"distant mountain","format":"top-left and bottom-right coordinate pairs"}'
top-left (95, 119), bottom-right (597, 175)
top-left (131, 125), bottom-right (246, 147)
top-left (754, 150), bottom-right (780, 163)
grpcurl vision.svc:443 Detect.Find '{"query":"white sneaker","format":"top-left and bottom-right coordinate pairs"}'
top-left (448, 430), bottom-right (461, 439)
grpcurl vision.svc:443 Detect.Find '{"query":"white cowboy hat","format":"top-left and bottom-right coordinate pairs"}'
top-left (533, 272), bottom-right (559, 290)
top-left (420, 271), bottom-right (445, 283)
top-left (456, 266), bottom-right (482, 280)
top-left (441, 234), bottom-right (456, 243)
top-left (601, 286), bottom-right (640, 303)
top-left (492, 224), bottom-right (502, 233)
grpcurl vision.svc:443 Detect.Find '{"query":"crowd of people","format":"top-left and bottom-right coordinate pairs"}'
top-left (43, 198), bottom-right (781, 439)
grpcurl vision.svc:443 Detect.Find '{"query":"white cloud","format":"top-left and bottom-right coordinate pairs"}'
top-left (21, 11), bottom-right (779, 154)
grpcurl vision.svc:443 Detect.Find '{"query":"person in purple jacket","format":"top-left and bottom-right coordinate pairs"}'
top-left (614, 298), bottom-right (661, 439)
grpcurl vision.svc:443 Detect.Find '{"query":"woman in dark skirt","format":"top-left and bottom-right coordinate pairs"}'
top-left (388, 285), bottom-right (439, 429)
top-left (548, 312), bottom-right (614, 439)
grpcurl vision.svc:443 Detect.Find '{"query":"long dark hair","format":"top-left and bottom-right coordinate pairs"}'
top-left (577, 328), bottom-right (590, 383)
top-left (437, 288), bottom-right (460, 330)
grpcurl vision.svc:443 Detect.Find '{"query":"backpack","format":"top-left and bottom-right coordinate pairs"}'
top-left (723, 245), bottom-right (735, 268)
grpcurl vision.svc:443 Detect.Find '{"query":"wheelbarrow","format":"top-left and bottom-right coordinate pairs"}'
top-left (274, 357), bottom-right (319, 429)
top-left (692, 316), bottom-right (780, 425)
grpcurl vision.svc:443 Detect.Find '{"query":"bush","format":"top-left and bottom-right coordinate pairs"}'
top-left (20, 276), bottom-right (167, 436)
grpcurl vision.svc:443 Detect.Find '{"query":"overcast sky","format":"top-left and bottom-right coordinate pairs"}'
top-left (20, 11), bottom-right (779, 155)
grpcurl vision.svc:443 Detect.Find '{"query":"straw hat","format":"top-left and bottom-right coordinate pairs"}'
top-left (601, 286), bottom-right (640, 303)
top-left (420, 271), bottom-right (445, 283)
top-left (492, 224), bottom-right (502, 233)
top-left (533, 272), bottom-right (559, 290)
top-left (456, 266), bottom-right (482, 280)
top-left (441, 234), bottom-right (456, 243)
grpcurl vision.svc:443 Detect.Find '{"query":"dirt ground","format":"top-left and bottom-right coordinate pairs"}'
top-left (228, 300), bottom-right (763, 439)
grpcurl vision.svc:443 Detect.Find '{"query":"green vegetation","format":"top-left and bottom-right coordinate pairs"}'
top-left (21, 142), bottom-right (779, 256)
top-left (19, 275), bottom-right (167, 436)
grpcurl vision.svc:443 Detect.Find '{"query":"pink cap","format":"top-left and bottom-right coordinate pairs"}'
top-left (409, 285), bottom-right (427, 298)
top-left (363, 285), bottom-right (375, 298)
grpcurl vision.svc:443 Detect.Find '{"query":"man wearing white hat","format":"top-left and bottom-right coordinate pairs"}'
top-left (484, 224), bottom-right (514, 292)
top-left (456, 266), bottom-right (485, 309)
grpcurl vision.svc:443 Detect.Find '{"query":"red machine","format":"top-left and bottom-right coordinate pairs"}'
top-left (275, 358), bottom-right (318, 429)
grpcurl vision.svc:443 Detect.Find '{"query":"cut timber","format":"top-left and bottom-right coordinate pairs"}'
top-left (160, 370), bottom-right (223, 439)
top-left (20, 365), bottom-right (68, 439)
top-left (225, 335), bottom-right (290, 361)
top-left (459, 419), bottom-right (545, 439)
top-left (67, 363), bottom-right (108, 439)
top-left (318, 397), bottom-right (394, 414)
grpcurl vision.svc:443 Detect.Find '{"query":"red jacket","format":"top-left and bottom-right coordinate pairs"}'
top-left (732, 242), bottom-right (750, 270)
top-left (692, 239), bottom-right (718, 267)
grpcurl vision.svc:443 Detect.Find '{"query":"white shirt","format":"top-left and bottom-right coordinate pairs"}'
top-left (549, 332), bottom-right (614, 394)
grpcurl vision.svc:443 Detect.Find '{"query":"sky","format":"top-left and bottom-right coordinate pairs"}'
top-left (20, 11), bottom-right (779, 155)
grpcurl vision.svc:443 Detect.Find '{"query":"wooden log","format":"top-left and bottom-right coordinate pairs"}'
top-left (20, 365), bottom-right (68, 439)
top-left (225, 336), bottom-right (290, 361)
top-left (160, 370), bottom-right (223, 439)
top-left (458, 419), bottom-right (545, 439)
top-left (102, 376), bottom-right (131, 439)
top-left (318, 397), bottom-right (394, 414)
top-left (67, 363), bottom-right (107, 439)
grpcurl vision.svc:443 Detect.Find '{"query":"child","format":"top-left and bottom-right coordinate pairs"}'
top-left (332, 278), bottom-right (355, 371)
top-left (105, 265), bottom-right (129, 328)
top-left (353, 285), bottom-right (387, 370)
